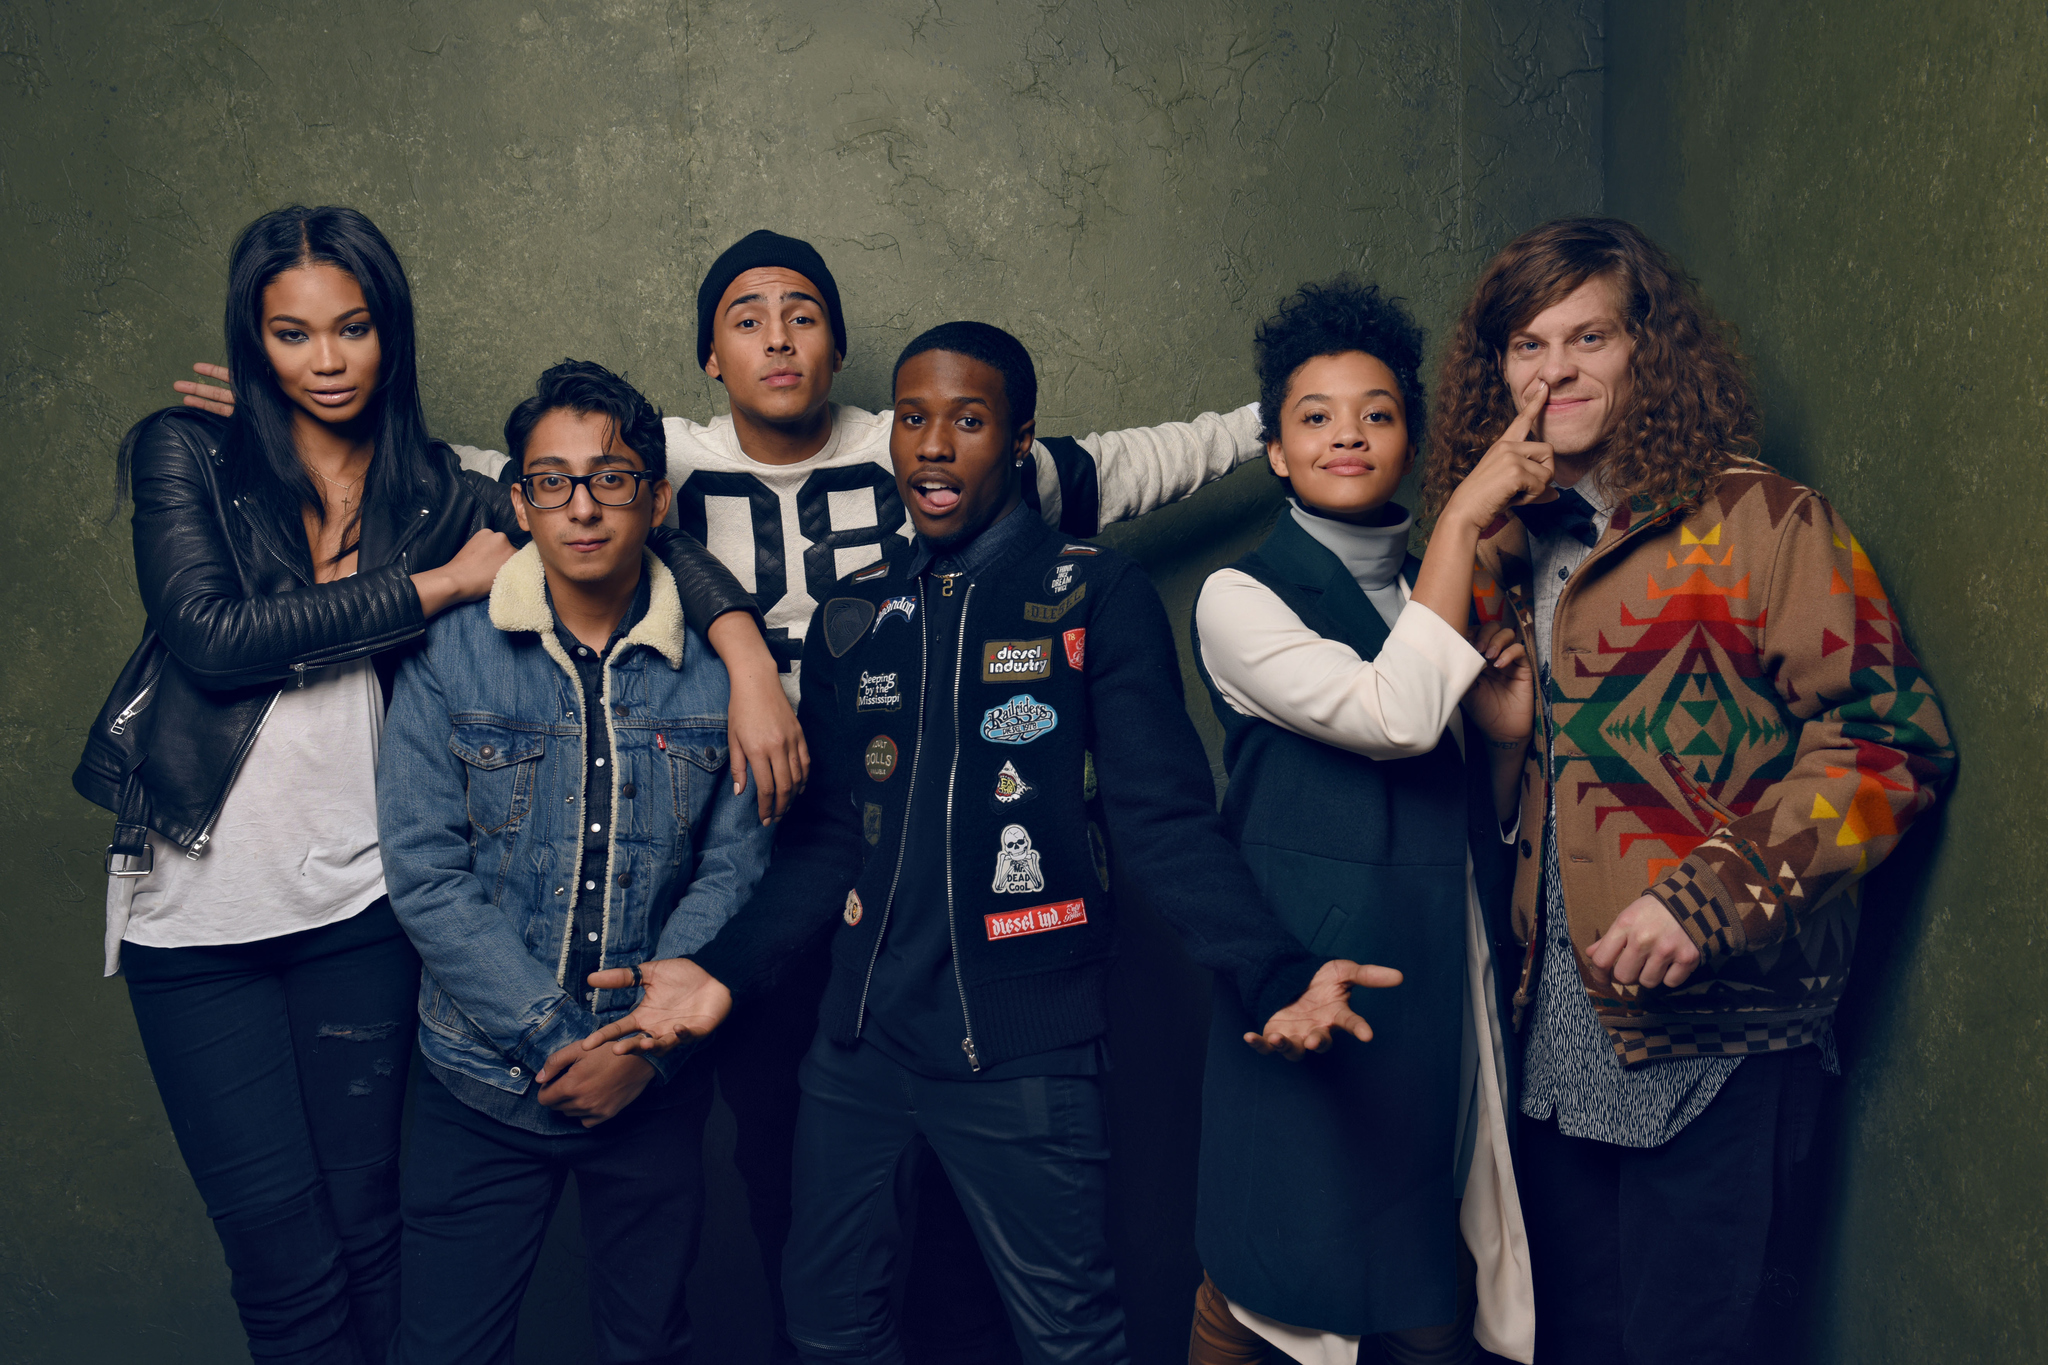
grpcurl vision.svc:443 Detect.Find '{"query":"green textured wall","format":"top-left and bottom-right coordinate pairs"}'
top-left (1606, 4), bottom-right (2046, 1361)
top-left (0, 2), bottom-right (1599, 1360)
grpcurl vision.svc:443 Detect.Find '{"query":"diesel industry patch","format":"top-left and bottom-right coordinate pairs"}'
top-left (982, 638), bottom-right (1053, 683)
top-left (985, 898), bottom-right (1088, 941)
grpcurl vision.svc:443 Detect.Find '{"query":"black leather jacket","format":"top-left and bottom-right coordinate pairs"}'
top-left (75, 408), bottom-right (756, 853)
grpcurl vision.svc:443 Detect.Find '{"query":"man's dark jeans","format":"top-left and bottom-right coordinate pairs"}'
top-left (393, 1061), bottom-right (715, 1365)
top-left (783, 1035), bottom-right (1127, 1365)
top-left (123, 898), bottom-right (419, 1365)
top-left (1518, 1044), bottom-right (1829, 1365)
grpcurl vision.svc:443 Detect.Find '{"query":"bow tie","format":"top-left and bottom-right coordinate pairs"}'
top-left (1515, 487), bottom-right (1601, 548)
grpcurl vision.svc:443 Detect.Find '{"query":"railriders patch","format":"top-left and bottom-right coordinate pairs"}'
top-left (855, 669), bottom-right (902, 712)
top-left (864, 735), bottom-right (899, 781)
top-left (980, 695), bottom-right (1058, 744)
top-left (1022, 585), bottom-right (1086, 623)
top-left (874, 596), bottom-right (917, 633)
top-left (981, 639), bottom-right (1053, 684)
top-left (824, 597), bottom-right (878, 658)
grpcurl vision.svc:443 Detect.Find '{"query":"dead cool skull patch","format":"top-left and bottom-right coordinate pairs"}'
top-left (991, 824), bottom-right (1046, 894)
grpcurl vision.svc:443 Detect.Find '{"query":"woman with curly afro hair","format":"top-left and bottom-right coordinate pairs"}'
top-left (1186, 275), bottom-right (1555, 1365)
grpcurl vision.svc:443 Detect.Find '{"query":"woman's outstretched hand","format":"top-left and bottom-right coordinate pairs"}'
top-left (1245, 959), bottom-right (1404, 1060)
top-left (175, 362), bottom-right (236, 418)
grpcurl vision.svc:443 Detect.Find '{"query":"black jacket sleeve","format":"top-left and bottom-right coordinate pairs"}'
top-left (1085, 564), bottom-right (1323, 1027)
top-left (646, 526), bottom-right (762, 637)
top-left (131, 411), bottom-right (427, 687)
top-left (690, 608), bottom-right (861, 998)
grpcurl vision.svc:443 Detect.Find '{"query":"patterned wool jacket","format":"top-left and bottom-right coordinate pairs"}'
top-left (1472, 459), bottom-right (1954, 1064)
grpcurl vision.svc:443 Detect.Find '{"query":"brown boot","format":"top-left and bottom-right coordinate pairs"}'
top-left (1189, 1272), bottom-right (1271, 1365)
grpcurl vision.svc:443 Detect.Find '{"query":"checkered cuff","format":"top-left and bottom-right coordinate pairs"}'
top-left (1649, 858), bottom-right (1747, 965)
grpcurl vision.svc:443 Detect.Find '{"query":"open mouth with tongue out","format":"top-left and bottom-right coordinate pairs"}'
top-left (908, 472), bottom-right (963, 519)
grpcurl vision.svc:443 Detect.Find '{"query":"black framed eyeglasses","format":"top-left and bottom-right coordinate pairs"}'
top-left (517, 468), bottom-right (659, 510)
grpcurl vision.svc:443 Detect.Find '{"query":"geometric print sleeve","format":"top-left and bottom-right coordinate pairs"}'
top-left (1651, 486), bottom-right (1956, 967)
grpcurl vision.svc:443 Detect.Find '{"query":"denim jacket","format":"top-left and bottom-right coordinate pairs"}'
top-left (378, 544), bottom-right (772, 1096)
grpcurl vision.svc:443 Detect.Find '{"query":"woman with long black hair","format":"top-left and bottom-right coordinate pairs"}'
top-left (80, 205), bottom-right (764, 1364)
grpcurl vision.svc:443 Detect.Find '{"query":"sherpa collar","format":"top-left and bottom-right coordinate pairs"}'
top-left (488, 542), bottom-right (687, 669)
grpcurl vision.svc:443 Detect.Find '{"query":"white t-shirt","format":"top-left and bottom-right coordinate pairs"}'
top-left (456, 400), bottom-right (1261, 702)
top-left (117, 657), bottom-right (388, 955)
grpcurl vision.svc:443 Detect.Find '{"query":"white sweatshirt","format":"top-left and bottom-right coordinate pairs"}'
top-left (456, 401), bottom-right (1261, 701)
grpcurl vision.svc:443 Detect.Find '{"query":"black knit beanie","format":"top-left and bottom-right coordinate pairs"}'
top-left (695, 230), bottom-right (847, 371)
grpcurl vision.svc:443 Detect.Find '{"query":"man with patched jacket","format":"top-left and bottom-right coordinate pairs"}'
top-left (581, 321), bottom-right (1397, 1363)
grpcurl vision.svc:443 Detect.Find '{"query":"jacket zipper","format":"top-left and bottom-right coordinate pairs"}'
top-left (183, 690), bottom-right (281, 858)
top-left (109, 681), bottom-right (156, 735)
top-left (943, 584), bottom-right (982, 1071)
top-left (855, 581), bottom-right (931, 1032)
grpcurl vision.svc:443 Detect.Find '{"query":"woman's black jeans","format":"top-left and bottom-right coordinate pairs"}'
top-left (124, 898), bottom-right (419, 1365)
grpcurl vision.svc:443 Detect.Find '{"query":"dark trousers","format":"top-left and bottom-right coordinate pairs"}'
top-left (393, 1062), bottom-right (716, 1365)
top-left (713, 948), bottom-right (1017, 1365)
top-left (123, 898), bottom-right (419, 1365)
top-left (783, 1035), bottom-right (1127, 1365)
top-left (1518, 1045), bottom-right (1829, 1365)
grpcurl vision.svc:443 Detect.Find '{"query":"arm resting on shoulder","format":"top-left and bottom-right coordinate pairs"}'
top-left (1041, 402), bottom-right (1263, 533)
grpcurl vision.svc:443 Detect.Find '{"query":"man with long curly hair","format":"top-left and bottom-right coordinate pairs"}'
top-left (1423, 218), bottom-right (1953, 1364)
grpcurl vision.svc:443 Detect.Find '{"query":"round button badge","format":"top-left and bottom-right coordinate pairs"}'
top-left (864, 735), bottom-right (899, 782)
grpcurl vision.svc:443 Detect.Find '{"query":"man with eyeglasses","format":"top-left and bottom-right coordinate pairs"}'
top-left (376, 358), bottom-right (774, 1363)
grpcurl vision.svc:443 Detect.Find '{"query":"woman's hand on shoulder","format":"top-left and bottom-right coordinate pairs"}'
top-left (173, 363), bottom-right (236, 419)
top-left (411, 529), bottom-right (515, 619)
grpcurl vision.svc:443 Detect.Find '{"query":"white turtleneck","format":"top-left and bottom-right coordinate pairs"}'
top-left (1286, 500), bottom-right (1414, 629)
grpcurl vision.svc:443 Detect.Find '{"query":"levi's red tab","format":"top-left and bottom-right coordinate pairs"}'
top-left (984, 898), bottom-right (1088, 941)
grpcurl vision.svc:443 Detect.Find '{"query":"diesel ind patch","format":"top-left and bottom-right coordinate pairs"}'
top-left (981, 638), bottom-right (1053, 683)
top-left (823, 597), bottom-right (878, 657)
top-left (864, 735), bottom-right (899, 781)
top-left (1022, 584), bottom-right (1086, 623)
top-left (985, 898), bottom-right (1088, 941)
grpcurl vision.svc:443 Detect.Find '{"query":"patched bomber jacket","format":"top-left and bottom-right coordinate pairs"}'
top-left (692, 515), bottom-right (1322, 1072)
top-left (1473, 460), bottom-right (1954, 1064)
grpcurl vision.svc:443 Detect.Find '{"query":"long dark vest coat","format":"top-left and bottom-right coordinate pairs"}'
top-left (1189, 511), bottom-right (1518, 1336)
